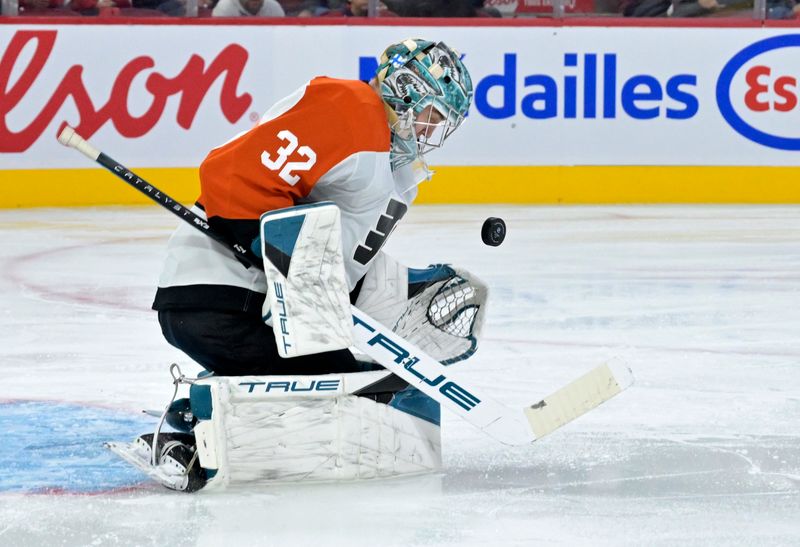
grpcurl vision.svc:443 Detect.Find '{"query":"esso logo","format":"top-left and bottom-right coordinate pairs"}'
top-left (717, 35), bottom-right (800, 151)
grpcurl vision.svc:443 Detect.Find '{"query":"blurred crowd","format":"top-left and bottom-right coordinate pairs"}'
top-left (6, 0), bottom-right (503, 17)
top-left (3, 0), bottom-right (798, 19)
top-left (619, 0), bottom-right (798, 17)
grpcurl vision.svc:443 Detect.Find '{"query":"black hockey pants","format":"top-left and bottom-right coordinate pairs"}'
top-left (158, 309), bottom-right (362, 376)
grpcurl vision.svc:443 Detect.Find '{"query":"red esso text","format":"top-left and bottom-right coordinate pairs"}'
top-left (744, 65), bottom-right (798, 113)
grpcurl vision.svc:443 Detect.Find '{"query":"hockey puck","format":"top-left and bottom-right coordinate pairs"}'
top-left (481, 217), bottom-right (506, 246)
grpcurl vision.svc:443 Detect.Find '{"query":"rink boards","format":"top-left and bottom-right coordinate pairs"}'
top-left (1, 22), bottom-right (799, 206)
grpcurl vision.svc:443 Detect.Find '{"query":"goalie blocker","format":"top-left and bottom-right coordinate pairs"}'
top-left (259, 202), bottom-right (354, 358)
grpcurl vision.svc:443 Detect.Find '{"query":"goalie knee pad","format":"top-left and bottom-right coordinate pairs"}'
top-left (355, 252), bottom-right (488, 364)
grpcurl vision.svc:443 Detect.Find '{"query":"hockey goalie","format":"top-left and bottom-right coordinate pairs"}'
top-left (110, 204), bottom-right (489, 492)
top-left (106, 39), bottom-right (484, 492)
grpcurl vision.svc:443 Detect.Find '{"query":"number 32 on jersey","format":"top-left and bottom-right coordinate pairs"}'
top-left (261, 130), bottom-right (317, 186)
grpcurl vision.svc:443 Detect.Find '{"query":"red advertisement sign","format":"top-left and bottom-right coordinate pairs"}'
top-left (0, 30), bottom-right (252, 153)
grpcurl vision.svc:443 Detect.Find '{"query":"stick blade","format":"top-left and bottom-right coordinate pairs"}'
top-left (523, 360), bottom-right (633, 440)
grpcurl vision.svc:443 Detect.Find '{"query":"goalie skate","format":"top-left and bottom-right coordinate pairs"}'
top-left (106, 432), bottom-right (206, 493)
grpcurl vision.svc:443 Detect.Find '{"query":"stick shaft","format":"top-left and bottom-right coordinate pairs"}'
top-left (58, 126), bottom-right (252, 265)
top-left (57, 126), bottom-right (631, 446)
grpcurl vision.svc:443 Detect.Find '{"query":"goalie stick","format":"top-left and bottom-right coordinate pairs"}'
top-left (58, 125), bottom-right (634, 446)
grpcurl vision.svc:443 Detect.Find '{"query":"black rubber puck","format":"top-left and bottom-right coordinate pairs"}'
top-left (481, 217), bottom-right (506, 246)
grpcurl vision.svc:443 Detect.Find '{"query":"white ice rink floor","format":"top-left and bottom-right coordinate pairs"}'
top-left (1, 204), bottom-right (798, 546)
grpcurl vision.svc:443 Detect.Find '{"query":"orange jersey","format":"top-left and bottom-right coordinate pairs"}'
top-left (198, 77), bottom-right (391, 220)
top-left (154, 78), bottom-right (426, 314)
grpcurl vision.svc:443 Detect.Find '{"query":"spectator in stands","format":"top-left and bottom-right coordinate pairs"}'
top-left (279, 0), bottom-right (326, 15)
top-left (766, 0), bottom-right (800, 17)
top-left (125, 0), bottom-right (187, 15)
top-left (198, 0), bottom-right (219, 15)
top-left (474, 0), bottom-right (503, 16)
top-left (667, 0), bottom-right (750, 15)
top-left (212, 0), bottom-right (285, 15)
top-left (385, 0), bottom-right (499, 16)
top-left (323, 0), bottom-right (397, 16)
top-left (58, 0), bottom-right (189, 16)
top-left (18, 0), bottom-right (84, 14)
top-left (18, 0), bottom-right (62, 13)
top-left (621, 0), bottom-right (797, 17)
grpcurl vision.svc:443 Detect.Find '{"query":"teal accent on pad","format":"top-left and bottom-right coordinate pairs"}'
top-left (190, 384), bottom-right (213, 421)
top-left (262, 214), bottom-right (305, 258)
top-left (389, 387), bottom-right (441, 426)
top-left (407, 264), bottom-right (455, 286)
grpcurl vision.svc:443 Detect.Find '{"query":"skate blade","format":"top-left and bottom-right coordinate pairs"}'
top-left (105, 441), bottom-right (188, 491)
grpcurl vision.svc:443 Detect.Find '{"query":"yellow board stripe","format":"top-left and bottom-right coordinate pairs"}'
top-left (1, 165), bottom-right (799, 208)
top-left (0, 168), bottom-right (201, 208)
top-left (421, 166), bottom-right (800, 204)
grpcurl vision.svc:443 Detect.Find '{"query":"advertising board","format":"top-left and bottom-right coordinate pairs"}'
top-left (1, 23), bottom-right (798, 204)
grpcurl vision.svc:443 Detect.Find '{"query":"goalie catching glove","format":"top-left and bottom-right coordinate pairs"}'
top-left (356, 251), bottom-right (488, 365)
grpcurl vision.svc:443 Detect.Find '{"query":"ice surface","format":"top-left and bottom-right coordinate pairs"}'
top-left (1, 205), bottom-right (798, 546)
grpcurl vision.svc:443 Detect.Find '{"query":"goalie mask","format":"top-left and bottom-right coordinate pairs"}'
top-left (376, 39), bottom-right (473, 169)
